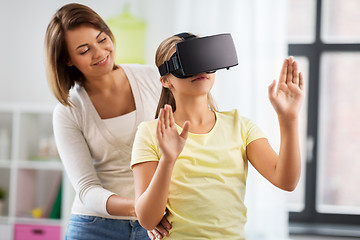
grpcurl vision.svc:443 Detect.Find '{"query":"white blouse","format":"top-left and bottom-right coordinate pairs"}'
top-left (102, 110), bottom-right (137, 144)
top-left (53, 64), bottom-right (161, 219)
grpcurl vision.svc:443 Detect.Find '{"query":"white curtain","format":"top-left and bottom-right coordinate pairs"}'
top-left (143, 0), bottom-right (290, 239)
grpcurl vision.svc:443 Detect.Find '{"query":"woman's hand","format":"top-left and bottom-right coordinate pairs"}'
top-left (268, 56), bottom-right (304, 120)
top-left (147, 213), bottom-right (172, 240)
top-left (156, 104), bottom-right (190, 164)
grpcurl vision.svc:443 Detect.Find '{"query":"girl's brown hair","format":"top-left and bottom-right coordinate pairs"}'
top-left (45, 3), bottom-right (118, 106)
top-left (154, 34), bottom-right (217, 118)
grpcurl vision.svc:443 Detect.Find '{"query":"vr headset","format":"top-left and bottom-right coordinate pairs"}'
top-left (158, 32), bottom-right (238, 79)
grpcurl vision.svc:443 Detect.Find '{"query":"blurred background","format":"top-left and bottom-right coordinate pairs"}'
top-left (0, 0), bottom-right (359, 239)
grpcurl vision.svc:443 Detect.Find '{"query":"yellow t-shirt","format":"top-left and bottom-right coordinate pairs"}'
top-left (131, 109), bottom-right (266, 239)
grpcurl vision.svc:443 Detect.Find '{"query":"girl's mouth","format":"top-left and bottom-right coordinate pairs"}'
top-left (192, 74), bottom-right (208, 82)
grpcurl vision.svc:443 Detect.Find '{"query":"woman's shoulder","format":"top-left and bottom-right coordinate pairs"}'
top-left (119, 63), bottom-right (162, 99)
top-left (52, 101), bottom-right (77, 126)
top-left (53, 85), bottom-right (86, 120)
top-left (119, 64), bottom-right (159, 78)
top-left (67, 84), bottom-right (86, 104)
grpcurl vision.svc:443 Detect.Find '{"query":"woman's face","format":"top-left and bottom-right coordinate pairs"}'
top-left (65, 24), bottom-right (115, 78)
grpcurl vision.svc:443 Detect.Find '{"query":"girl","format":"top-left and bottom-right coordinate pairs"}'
top-left (45, 3), bottom-right (170, 239)
top-left (131, 33), bottom-right (304, 239)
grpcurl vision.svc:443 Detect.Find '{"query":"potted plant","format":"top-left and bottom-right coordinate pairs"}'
top-left (0, 186), bottom-right (5, 216)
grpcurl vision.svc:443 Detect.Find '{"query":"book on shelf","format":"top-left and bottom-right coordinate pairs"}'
top-left (49, 181), bottom-right (62, 219)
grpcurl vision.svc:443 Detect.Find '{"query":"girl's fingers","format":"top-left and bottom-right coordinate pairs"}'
top-left (160, 215), bottom-right (172, 230)
top-left (286, 56), bottom-right (294, 84)
top-left (293, 60), bottom-right (299, 85)
top-left (159, 108), bottom-right (165, 135)
top-left (147, 231), bottom-right (155, 240)
top-left (164, 105), bottom-right (170, 128)
top-left (268, 79), bottom-right (277, 101)
top-left (154, 224), bottom-right (168, 238)
top-left (156, 117), bottom-right (162, 139)
top-left (279, 59), bottom-right (288, 84)
top-left (180, 121), bottom-right (190, 139)
top-left (151, 229), bottom-right (163, 240)
top-left (168, 105), bottom-right (175, 127)
top-left (299, 72), bottom-right (304, 90)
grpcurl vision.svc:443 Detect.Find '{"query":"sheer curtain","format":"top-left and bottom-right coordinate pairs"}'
top-left (143, 0), bottom-right (290, 239)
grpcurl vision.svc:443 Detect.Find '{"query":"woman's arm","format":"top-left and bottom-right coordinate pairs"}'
top-left (53, 105), bottom-right (135, 217)
top-left (247, 57), bottom-right (304, 191)
top-left (132, 105), bottom-right (189, 230)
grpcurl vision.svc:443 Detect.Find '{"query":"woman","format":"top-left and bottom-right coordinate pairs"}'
top-left (131, 33), bottom-right (304, 239)
top-left (45, 3), bottom-right (169, 239)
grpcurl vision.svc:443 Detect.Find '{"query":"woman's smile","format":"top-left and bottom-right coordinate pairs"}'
top-left (93, 55), bottom-right (109, 66)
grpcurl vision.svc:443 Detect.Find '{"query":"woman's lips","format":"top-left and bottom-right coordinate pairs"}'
top-left (93, 55), bottom-right (109, 66)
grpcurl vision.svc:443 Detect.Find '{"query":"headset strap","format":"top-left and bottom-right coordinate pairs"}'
top-left (174, 32), bottom-right (196, 40)
top-left (158, 54), bottom-right (180, 76)
top-left (158, 33), bottom-right (196, 76)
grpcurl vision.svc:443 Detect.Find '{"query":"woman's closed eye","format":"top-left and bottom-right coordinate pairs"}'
top-left (98, 37), bottom-right (107, 43)
top-left (80, 48), bottom-right (89, 55)
top-left (78, 37), bottom-right (106, 55)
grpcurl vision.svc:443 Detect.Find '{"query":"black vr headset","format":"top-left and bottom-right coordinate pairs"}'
top-left (158, 32), bottom-right (238, 79)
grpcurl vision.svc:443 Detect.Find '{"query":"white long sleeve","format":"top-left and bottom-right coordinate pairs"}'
top-left (53, 64), bottom-right (161, 218)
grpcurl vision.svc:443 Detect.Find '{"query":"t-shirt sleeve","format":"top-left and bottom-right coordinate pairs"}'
top-left (131, 121), bottom-right (160, 169)
top-left (245, 118), bottom-right (267, 146)
top-left (234, 109), bottom-right (266, 146)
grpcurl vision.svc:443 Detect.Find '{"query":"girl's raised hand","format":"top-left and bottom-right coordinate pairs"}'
top-left (156, 104), bottom-right (190, 164)
top-left (268, 56), bottom-right (304, 120)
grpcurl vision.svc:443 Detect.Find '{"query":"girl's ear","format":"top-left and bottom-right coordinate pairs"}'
top-left (160, 76), bottom-right (172, 89)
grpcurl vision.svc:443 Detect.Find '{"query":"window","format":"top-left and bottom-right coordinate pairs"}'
top-left (286, 0), bottom-right (360, 236)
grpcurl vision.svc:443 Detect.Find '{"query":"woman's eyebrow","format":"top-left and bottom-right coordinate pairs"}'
top-left (76, 31), bottom-right (104, 49)
top-left (76, 43), bottom-right (88, 50)
top-left (96, 31), bottom-right (103, 39)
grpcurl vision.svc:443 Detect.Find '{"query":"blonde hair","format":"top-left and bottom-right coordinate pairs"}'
top-left (45, 3), bottom-right (118, 107)
top-left (154, 34), bottom-right (217, 118)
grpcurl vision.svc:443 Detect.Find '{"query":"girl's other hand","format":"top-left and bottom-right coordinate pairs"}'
top-left (268, 56), bottom-right (305, 120)
top-left (147, 213), bottom-right (172, 240)
top-left (156, 104), bottom-right (189, 164)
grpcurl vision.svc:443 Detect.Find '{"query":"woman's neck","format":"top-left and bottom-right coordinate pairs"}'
top-left (83, 67), bottom-right (124, 95)
top-left (82, 66), bottom-right (135, 119)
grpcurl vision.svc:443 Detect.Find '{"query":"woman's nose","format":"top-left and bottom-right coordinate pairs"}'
top-left (92, 45), bottom-right (104, 59)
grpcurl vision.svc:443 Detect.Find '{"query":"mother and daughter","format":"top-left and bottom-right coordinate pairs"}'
top-left (46, 3), bottom-right (303, 240)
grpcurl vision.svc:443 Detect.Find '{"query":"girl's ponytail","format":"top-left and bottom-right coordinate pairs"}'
top-left (155, 88), bottom-right (175, 118)
top-left (154, 36), bottom-right (182, 118)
